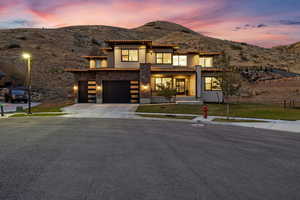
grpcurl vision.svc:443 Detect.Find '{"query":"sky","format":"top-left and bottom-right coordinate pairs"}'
top-left (0, 0), bottom-right (300, 48)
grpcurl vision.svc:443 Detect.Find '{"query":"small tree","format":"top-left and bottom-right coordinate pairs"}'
top-left (219, 55), bottom-right (242, 119)
top-left (156, 83), bottom-right (177, 103)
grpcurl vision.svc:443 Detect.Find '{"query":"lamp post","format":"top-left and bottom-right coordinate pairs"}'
top-left (22, 53), bottom-right (32, 114)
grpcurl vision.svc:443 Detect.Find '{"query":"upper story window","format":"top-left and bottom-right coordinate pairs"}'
top-left (121, 49), bottom-right (139, 62)
top-left (90, 59), bottom-right (96, 68)
top-left (200, 57), bottom-right (213, 67)
top-left (204, 77), bottom-right (221, 91)
top-left (173, 55), bottom-right (187, 66)
top-left (156, 53), bottom-right (172, 64)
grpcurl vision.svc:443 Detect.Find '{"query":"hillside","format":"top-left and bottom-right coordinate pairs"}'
top-left (275, 41), bottom-right (300, 54)
top-left (0, 21), bottom-right (299, 100)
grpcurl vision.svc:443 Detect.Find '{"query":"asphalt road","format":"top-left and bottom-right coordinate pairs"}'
top-left (0, 117), bottom-right (299, 200)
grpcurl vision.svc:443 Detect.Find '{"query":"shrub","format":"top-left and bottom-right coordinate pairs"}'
top-left (156, 83), bottom-right (177, 103)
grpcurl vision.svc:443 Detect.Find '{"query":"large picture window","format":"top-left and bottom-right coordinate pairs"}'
top-left (173, 55), bottom-right (187, 66)
top-left (156, 53), bottom-right (172, 64)
top-left (121, 49), bottom-right (139, 62)
top-left (204, 77), bottom-right (221, 91)
top-left (153, 77), bottom-right (172, 91)
top-left (200, 57), bottom-right (213, 67)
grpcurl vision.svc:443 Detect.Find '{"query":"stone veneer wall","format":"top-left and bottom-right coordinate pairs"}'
top-left (139, 64), bottom-right (151, 104)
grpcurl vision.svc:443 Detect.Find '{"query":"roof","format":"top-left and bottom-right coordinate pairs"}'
top-left (151, 67), bottom-right (196, 72)
top-left (65, 66), bottom-right (224, 73)
top-left (175, 49), bottom-right (223, 55)
top-left (82, 56), bottom-right (108, 59)
top-left (99, 47), bottom-right (113, 50)
top-left (201, 67), bottom-right (224, 72)
top-left (105, 40), bottom-right (178, 49)
top-left (105, 40), bottom-right (152, 45)
top-left (199, 52), bottom-right (223, 56)
top-left (65, 67), bottom-right (140, 72)
top-left (175, 50), bottom-right (200, 55)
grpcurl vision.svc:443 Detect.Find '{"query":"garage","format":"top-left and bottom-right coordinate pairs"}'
top-left (103, 80), bottom-right (131, 103)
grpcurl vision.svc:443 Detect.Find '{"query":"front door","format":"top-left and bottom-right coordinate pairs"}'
top-left (175, 79), bottom-right (186, 95)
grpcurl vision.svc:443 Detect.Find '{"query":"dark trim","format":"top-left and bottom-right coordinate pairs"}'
top-left (121, 49), bottom-right (139, 62)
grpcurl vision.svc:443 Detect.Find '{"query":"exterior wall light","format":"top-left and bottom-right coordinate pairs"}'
top-left (142, 85), bottom-right (149, 90)
top-left (73, 85), bottom-right (78, 91)
top-left (22, 53), bottom-right (31, 59)
top-left (96, 86), bottom-right (102, 91)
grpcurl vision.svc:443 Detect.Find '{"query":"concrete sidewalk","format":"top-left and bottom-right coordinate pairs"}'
top-left (194, 116), bottom-right (300, 133)
top-left (0, 102), bottom-right (40, 113)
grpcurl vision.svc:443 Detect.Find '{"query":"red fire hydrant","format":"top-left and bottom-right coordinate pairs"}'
top-left (202, 105), bottom-right (208, 119)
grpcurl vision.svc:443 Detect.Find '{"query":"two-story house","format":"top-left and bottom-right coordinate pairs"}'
top-left (65, 40), bottom-right (223, 104)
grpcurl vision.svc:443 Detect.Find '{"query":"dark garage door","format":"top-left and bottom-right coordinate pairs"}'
top-left (103, 81), bottom-right (131, 103)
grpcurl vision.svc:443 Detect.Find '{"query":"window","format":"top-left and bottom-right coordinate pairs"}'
top-left (121, 49), bottom-right (139, 62)
top-left (173, 55), bottom-right (187, 66)
top-left (204, 77), bottom-right (221, 91)
top-left (90, 59), bottom-right (96, 68)
top-left (153, 77), bottom-right (172, 91)
top-left (156, 53), bottom-right (172, 64)
top-left (200, 57), bottom-right (213, 67)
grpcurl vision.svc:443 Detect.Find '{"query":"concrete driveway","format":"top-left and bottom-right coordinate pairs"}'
top-left (62, 103), bottom-right (139, 119)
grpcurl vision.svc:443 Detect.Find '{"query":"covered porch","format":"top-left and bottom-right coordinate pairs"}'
top-left (150, 67), bottom-right (201, 103)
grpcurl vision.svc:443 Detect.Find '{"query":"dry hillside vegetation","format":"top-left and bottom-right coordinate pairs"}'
top-left (0, 21), bottom-right (299, 101)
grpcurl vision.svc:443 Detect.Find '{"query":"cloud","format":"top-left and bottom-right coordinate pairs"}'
top-left (257, 24), bottom-right (268, 28)
top-left (0, 0), bottom-right (299, 47)
top-left (279, 19), bottom-right (300, 25)
top-left (233, 23), bottom-right (268, 31)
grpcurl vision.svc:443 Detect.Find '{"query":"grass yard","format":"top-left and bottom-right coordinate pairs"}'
top-left (10, 113), bottom-right (66, 117)
top-left (136, 103), bottom-right (300, 121)
top-left (137, 114), bottom-right (195, 120)
top-left (25, 102), bottom-right (73, 113)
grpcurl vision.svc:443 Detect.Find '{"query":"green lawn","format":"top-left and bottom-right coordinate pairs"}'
top-left (10, 113), bottom-right (66, 117)
top-left (136, 103), bottom-right (300, 121)
top-left (25, 102), bottom-right (73, 113)
top-left (137, 114), bottom-right (195, 120)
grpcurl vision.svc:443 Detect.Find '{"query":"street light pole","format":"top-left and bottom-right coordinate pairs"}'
top-left (23, 53), bottom-right (32, 114)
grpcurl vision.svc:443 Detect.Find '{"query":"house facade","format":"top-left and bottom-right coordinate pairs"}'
top-left (65, 40), bottom-right (223, 104)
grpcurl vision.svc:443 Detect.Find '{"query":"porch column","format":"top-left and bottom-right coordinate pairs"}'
top-left (139, 63), bottom-right (151, 104)
top-left (96, 73), bottom-right (103, 104)
top-left (196, 65), bottom-right (202, 99)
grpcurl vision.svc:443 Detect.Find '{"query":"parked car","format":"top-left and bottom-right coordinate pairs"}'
top-left (5, 88), bottom-right (28, 103)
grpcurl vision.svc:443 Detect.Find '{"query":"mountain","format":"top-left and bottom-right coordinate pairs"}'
top-left (0, 21), bottom-right (299, 101)
top-left (275, 41), bottom-right (300, 54)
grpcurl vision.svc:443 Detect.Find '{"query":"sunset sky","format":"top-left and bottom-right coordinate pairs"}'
top-left (0, 0), bottom-right (299, 48)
